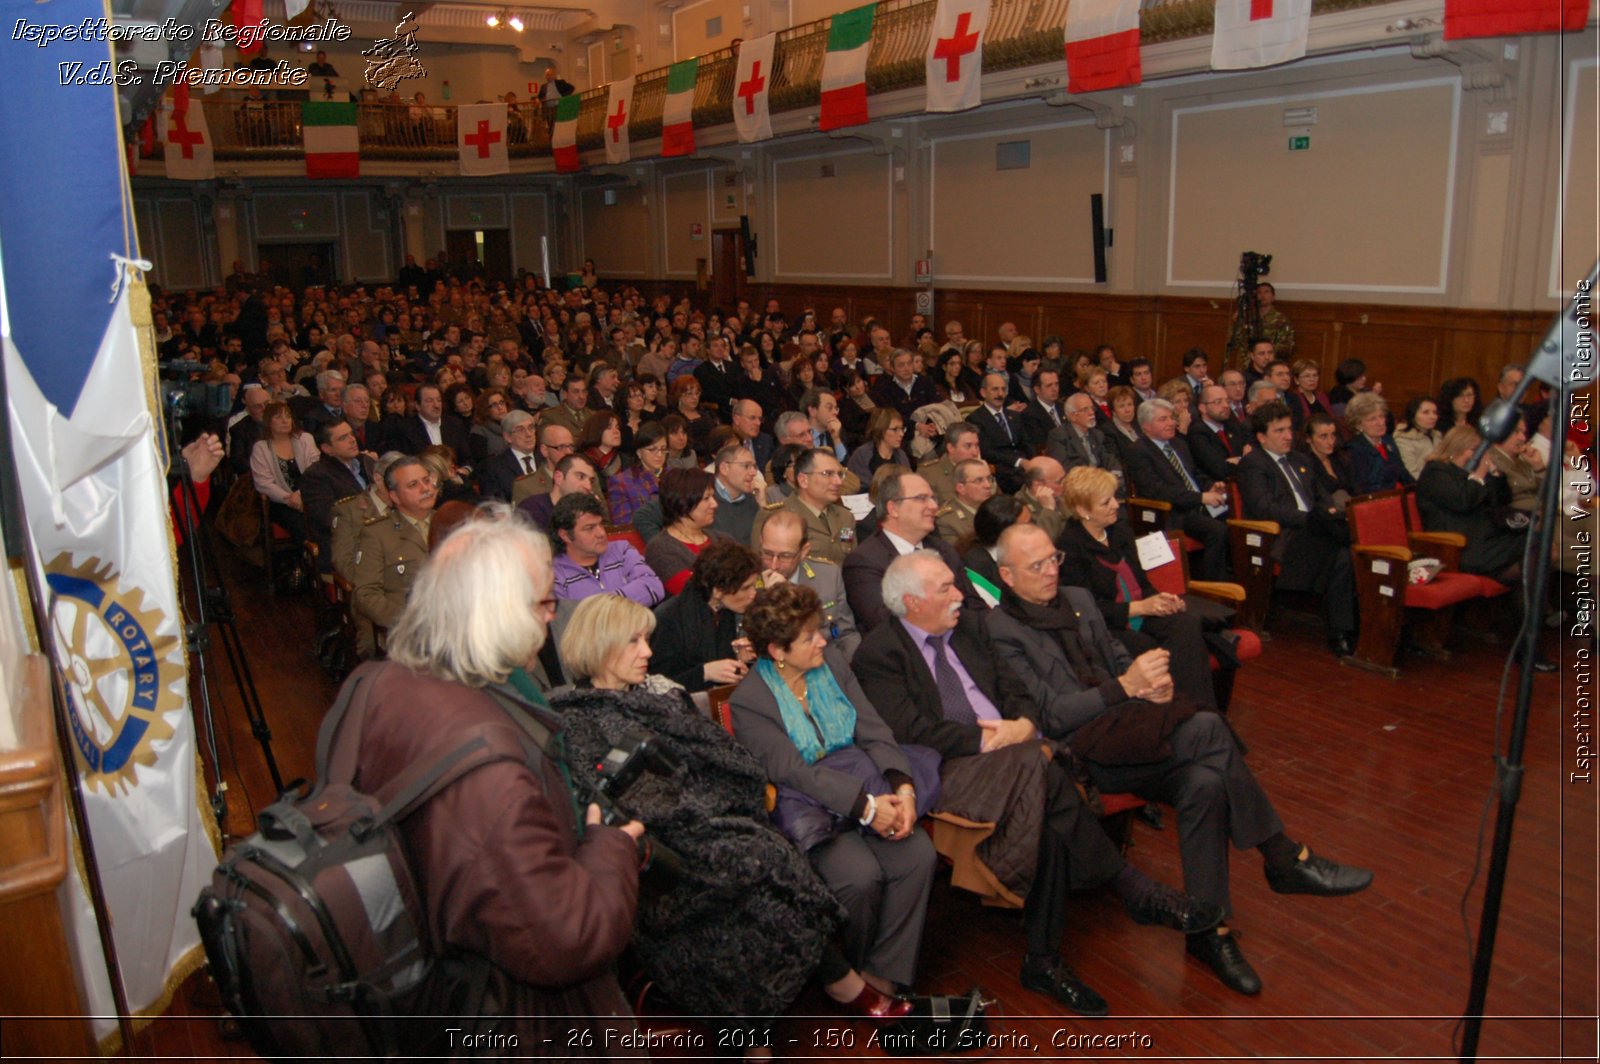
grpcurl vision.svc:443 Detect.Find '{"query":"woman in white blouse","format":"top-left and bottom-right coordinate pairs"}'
top-left (249, 400), bottom-right (319, 543)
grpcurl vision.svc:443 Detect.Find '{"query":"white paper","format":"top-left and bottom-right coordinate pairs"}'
top-left (841, 492), bottom-right (874, 521)
top-left (1135, 530), bottom-right (1177, 571)
top-left (1372, 559), bottom-right (1392, 575)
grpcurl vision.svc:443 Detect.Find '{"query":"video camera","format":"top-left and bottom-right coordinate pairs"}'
top-left (574, 729), bottom-right (685, 878)
top-left (1239, 251), bottom-right (1272, 285)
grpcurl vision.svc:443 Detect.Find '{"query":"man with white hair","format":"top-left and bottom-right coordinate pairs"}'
top-left (352, 505), bottom-right (645, 1046)
top-left (1121, 398), bottom-right (1230, 580)
top-left (1047, 392), bottom-right (1123, 484)
top-left (987, 524), bottom-right (1372, 998)
top-left (480, 408), bottom-right (539, 502)
top-left (296, 369), bottom-right (347, 435)
top-left (339, 383), bottom-right (376, 452)
top-left (853, 551), bottom-right (1224, 1015)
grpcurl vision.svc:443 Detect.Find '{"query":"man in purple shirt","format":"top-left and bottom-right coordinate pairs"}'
top-left (852, 550), bottom-right (1224, 1017)
top-left (549, 493), bottom-right (664, 607)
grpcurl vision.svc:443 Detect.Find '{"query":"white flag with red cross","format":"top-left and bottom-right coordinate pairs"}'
top-left (1211, 0), bottom-right (1311, 70)
top-left (925, 0), bottom-right (989, 113)
top-left (733, 34), bottom-right (777, 143)
top-left (604, 77), bottom-right (635, 164)
top-left (457, 103), bottom-right (509, 176)
top-left (160, 83), bottom-right (213, 180)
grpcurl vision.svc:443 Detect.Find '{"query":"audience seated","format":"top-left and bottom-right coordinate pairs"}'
top-left (350, 455), bottom-right (438, 638)
top-left (300, 420), bottom-right (375, 571)
top-left (853, 552), bottom-right (1223, 1015)
top-left (1393, 396), bottom-right (1443, 480)
top-left (249, 400), bottom-right (319, 545)
top-left (609, 421), bottom-right (668, 526)
top-left (707, 442), bottom-right (763, 544)
top-left (729, 582), bottom-right (937, 1002)
top-left (1120, 398), bottom-right (1230, 581)
top-left (986, 524), bottom-right (1373, 997)
top-left (1346, 392), bottom-right (1413, 494)
top-left (651, 538), bottom-right (760, 691)
top-left (757, 509), bottom-right (863, 661)
top-left (517, 453), bottom-right (598, 530)
top-left (549, 493), bottom-right (664, 607)
top-left (843, 467), bottom-right (985, 633)
top-left (752, 448), bottom-right (859, 565)
top-left (644, 467), bottom-right (724, 596)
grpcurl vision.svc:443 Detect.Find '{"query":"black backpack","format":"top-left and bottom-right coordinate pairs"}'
top-left (192, 663), bottom-right (520, 1060)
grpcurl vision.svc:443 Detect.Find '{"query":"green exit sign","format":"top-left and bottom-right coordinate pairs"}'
top-left (1288, 135), bottom-right (1311, 151)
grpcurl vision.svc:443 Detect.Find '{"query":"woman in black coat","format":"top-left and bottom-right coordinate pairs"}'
top-left (1414, 425), bottom-right (1527, 581)
top-left (1057, 466), bottom-right (1226, 712)
top-left (650, 539), bottom-right (761, 691)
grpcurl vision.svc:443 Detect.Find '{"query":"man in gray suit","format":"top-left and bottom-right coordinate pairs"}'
top-left (1046, 392), bottom-right (1124, 491)
top-left (757, 509), bottom-right (862, 660)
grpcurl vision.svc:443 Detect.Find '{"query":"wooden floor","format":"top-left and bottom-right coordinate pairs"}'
top-left (128, 549), bottom-right (1594, 1062)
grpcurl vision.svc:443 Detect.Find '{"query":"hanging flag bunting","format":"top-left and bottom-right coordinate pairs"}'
top-left (232, 0), bottom-right (265, 58)
top-left (733, 33), bottom-right (777, 143)
top-left (604, 77), bottom-right (635, 164)
top-left (820, 3), bottom-right (875, 132)
top-left (1444, 0), bottom-right (1588, 40)
top-left (925, 0), bottom-right (989, 113)
top-left (551, 93), bottom-right (582, 173)
top-left (303, 100), bottom-right (359, 178)
top-left (161, 83), bottom-right (214, 180)
top-left (1065, 0), bottom-right (1142, 93)
top-left (0, 0), bottom-right (220, 1045)
top-left (457, 101), bottom-right (509, 175)
top-left (661, 59), bottom-right (699, 157)
top-left (1211, 0), bottom-right (1312, 71)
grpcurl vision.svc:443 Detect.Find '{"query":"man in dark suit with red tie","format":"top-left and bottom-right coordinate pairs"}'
top-left (972, 372), bottom-right (1030, 493)
top-left (301, 420), bottom-right (376, 573)
top-left (1019, 368), bottom-right (1067, 455)
top-left (1121, 398), bottom-right (1230, 580)
top-left (1189, 384), bottom-right (1254, 482)
top-left (1236, 402), bottom-right (1357, 656)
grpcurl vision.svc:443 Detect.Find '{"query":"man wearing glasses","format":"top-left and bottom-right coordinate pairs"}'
top-left (843, 468), bottom-right (988, 633)
top-left (987, 523), bottom-right (1372, 998)
top-left (511, 423), bottom-right (576, 505)
top-left (751, 448), bottom-right (858, 566)
top-left (708, 444), bottom-right (762, 544)
top-left (936, 459), bottom-right (995, 547)
top-left (756, 509), bottom-right (862, 661)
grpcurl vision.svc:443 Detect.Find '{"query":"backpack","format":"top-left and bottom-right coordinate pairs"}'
top-left (192, 663), bottom-right (519, 1061)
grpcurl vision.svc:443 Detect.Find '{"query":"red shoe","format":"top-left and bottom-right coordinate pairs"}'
top-left (840, 983), bottom-right (914, 1020)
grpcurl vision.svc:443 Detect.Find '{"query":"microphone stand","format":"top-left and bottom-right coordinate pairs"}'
top-left (1459, 262), bottom-right (1596, 1061)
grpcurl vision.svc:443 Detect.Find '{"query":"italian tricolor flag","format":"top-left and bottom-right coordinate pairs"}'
top-left (1064, 0), bottom-right (1141, 94)
top-left (820, 3), bottom-right (875, 132)
top-left (551, 93), bottom-right (581, 173)
top-left (662, 58), bottom-right (699, 157)
top-left (302, 101), bottom-right (359, 178)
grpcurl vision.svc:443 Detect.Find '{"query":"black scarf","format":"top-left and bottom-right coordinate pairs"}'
top-left (998, 588), bottom-right (1108, 689)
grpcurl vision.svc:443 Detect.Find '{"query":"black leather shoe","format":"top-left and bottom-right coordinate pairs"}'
top-left (1125, 885), bottom-right (1225, 934)
top-left (1265, 850), bottom-right (1373, 897)
top-left (1136, 804), bottom-right (1165, 831)
top-left (1187, 931), bottom-right (1261, 995)
top-left (1020, 957), bottom-right (1109, 1017)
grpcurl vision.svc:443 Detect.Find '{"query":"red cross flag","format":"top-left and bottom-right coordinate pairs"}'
top-left (457, 102), bottom-right (509, 176)
top-left (160, 83), bottom-right (213, 180)
top-left (1211, 0), bottom-right (1311, 70)
top-left (925, 0), bottom-right (990, 113)
top-left (605, 76), bottom-right (635, 165)
top-left (734, 33), bottom-right (777, 143)
top-left (1065, 0), bottom-right (1142, 93)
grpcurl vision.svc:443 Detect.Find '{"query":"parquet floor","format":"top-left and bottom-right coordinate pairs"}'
top-left (128, 550), bottom-right (1595, 1061)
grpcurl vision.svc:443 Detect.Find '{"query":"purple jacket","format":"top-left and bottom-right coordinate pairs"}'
top-left (551, 540), bottom-right (665, 607)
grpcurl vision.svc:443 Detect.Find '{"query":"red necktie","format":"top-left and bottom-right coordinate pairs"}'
top-left (1376, 440), bottom-right (1389, 460)
top-left (1218, 426), bottom-right (1232, 455)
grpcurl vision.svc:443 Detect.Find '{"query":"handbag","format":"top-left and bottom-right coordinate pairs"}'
top-left (769, 744), bottom-right (942, 853)
top-left (879, 987), bottom-right (995, 1056)
top-left (214, 476), bottom-right (261, 549)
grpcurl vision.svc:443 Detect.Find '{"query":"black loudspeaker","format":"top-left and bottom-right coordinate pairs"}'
top-left (0, 352), bottom-right (27, 559)
top-left (740, 214), bottom-right (757, 277)
top-left (1090, 194), bottom-right (1108, 284)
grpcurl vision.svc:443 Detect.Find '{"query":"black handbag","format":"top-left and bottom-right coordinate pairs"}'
top-left (879, 987), bottom-right (995, 1056)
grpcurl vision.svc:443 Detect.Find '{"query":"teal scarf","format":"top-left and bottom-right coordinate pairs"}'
top-left (756, 658), bottom-right (857, 765)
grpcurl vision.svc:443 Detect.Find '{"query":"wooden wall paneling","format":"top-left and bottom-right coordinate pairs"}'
top-left (1341, 325), bottom-right (1441, 410)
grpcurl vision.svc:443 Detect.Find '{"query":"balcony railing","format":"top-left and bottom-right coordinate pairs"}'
top-left (150, 0), bottom-right (1401, 167)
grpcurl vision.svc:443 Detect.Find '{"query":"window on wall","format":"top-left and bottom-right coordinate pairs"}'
top-left (706, 15), bottom-right (722, 37)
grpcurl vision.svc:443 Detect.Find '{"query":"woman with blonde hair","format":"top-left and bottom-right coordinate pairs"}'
top-left (1346, 391), bottom-right (1412, 494)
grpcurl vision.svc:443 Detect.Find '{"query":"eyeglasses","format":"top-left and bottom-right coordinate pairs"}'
top-left (899, 493), bottom-right (937, 506)
top-left (1024, 551), bottom-right (1067, 575)
top-left (805, 468), bottom-right (845, 480)
top-left (958, 475), bottom-right (996, 486)
top-left (761, 549), bottom-right (800, 564)
top-left (546, 442), bottom-right (575, 454)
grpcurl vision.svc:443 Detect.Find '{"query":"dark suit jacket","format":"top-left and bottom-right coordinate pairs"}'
top-left (971, 404), bottom-right (1029, 492)
top-left (693, 359), bottom-right (739, 413)
top-left (1188, 419), bottom-right (1252, 482)
top-left (298, 402), bottom-right (344, 439)
top-left (1348, 433), bottom-right (1414, 495)
top-left (842, 529), bottom-right (987, 634)
top-left (1055, 519), bottom-right (1159, 632)
top-left (1019, 398), bottom-right (1066, 454)
top-left (228, 416), bottom-right (264, 476)
top-left (851, 611), bottom-right (1036, 761)
top-left (1415, 460), bottom-right (1523, 576)
top-left (479, 446), bottom-right (535, 502)
top-left (1236, 446), bottom-right (1335, 533)
top-left (395, 413), bottom-right (473, 461)
top-left (1044, 424), bottom-right (1123, 479)
top-left (1123, 435), bottom-right (1210, 512)
top-left (870, 374), bottom-right (942, 424)
top-left (300, 453), bottom-right (373, 565)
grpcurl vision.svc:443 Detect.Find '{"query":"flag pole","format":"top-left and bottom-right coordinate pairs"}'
top-left (0, 254), bottom-right (139, 1057)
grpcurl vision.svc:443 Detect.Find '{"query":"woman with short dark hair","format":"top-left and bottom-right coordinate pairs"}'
top-left (728, 582), bottom-right (935, 1009)
top-left (846, 408), bottom-right (912, 483)
top-left (643, 467), bottom-right (720, 596)
top-left (649, 539), bottom-right (759, 691)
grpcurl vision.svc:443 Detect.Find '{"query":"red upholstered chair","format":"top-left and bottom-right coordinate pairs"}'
top-left (1144, 534), bottom-right (1264, 670)
top-left (1345, 489), bottom-right (1483, 676)
top-left (1125, 495), bottom-right (1206, 557)
top-left (1224, 480), bottom-right (1281, 634)
top-left (1402, 489), bottom-right (1512, 601)
top-left (606, 524), bottom-right (647, 554)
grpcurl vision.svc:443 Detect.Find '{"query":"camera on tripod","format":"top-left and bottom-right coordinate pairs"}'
top-left (1239, 251), bottom-right (1272, 285)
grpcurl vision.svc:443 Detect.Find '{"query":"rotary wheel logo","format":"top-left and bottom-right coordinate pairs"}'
top-left (45, 556), bottom-right (185, 795)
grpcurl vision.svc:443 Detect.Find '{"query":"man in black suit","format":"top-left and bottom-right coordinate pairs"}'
top-left (301, 420), bottom-right (375, 572)
top-left (1046, 392), bottom-right (1124, 489)
top-left (1018, 367), bottom-right (1067, 455)
top-left (1188, 384), bottom-right (1254, 483)
top-left (728, 398), bottom-right (776, 472)
top-left (228, 383), bottom-right (269, 476)
top-left (479, 409), bottom-right (540, 502)
top-left (693, 335), bottom-right (739, 414)
top-left (1236, 402), bottom-right (1358, 656)
top-left (296, 370), bottom-right (347, 438)
top-left (1121, 398), bottom-right (1230, 580)
top-left (852, 551), bottom-right (1224, 1015)
top-left (586, 364), bottom-right (625, 419)
top-left (394, 383), bottom-right (472, 463)
top-left (870, 349), bottom-right (942, 426)
top-left (841, 468), bottom-right (986, 633)
top-left (972, 371), bottom-right (1029, 493)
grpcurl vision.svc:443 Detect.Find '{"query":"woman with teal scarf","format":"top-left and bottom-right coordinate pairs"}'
top-left (728, 582), bottom-right (939, 1007)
